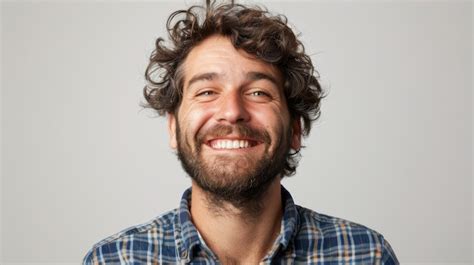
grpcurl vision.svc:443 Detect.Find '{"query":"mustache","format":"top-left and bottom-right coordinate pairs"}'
top-left (196, 124), bottom-right (271, 145)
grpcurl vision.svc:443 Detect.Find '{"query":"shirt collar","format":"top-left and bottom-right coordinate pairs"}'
top-left (175, 188), bottom-right (201, 262)
top-left (279, 186), bottom-right (300, 250)
top-left (174, 185), bottom-right (300, 261)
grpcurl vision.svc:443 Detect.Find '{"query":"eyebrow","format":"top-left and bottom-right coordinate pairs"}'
top-left (186, 71), bottom-right (280, 89)
top-left (187, 72), bottom-right (219, 88)
top-left (246, 71), bottom-right (280, 87)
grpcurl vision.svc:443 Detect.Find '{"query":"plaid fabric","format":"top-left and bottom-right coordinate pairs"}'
top-left (83, 186), bottom-right (399, 264)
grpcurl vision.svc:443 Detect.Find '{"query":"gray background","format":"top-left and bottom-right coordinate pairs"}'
top-left (1, 0), bottom-right (472, 264)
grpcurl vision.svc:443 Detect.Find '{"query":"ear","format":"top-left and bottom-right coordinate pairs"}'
top-left (168, 113), bottom-right (178, 149)
top-left (290, 118), bottom-right (302, 150)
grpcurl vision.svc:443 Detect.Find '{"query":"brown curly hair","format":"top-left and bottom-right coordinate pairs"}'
top-left (143, 0), bottom-right (325, 176)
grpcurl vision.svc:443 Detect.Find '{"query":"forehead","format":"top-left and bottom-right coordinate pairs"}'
top-left (182, 35), bottom-right (282, 87)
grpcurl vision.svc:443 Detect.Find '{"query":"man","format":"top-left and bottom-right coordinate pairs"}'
top-left (84, 1), bottom-right (399, 264)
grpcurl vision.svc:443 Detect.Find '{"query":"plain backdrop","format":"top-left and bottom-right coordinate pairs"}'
top-left (1, 0), bottom-right (472, 264)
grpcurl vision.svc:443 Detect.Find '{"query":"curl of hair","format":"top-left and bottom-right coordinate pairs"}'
top-left (143, 1), bottom-right (326, 177)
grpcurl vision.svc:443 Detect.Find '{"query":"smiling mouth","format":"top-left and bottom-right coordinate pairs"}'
top-left (207, 139), bottom-right (260, 150)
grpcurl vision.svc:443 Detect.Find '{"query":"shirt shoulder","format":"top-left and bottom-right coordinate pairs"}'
top-left (82, 209), bottom-right (179, 265)
top-left (294, 206), bottom-right (399, 264)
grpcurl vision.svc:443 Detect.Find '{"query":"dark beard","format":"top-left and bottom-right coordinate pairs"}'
top-left (176, 123), bottom-right (291, 216)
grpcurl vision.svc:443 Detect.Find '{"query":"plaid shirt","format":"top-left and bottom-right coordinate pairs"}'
top-left (83, 186), bottom-right (399, 264)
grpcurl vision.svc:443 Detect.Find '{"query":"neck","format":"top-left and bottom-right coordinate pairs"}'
top-left (190, 179), bottom-right (283, 265)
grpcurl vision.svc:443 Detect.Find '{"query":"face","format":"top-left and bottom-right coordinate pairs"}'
top-left (168, 35), bottom-right (301, 204)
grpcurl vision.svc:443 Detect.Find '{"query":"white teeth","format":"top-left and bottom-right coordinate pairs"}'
top-left (211, 139), bottom-right (252, 149)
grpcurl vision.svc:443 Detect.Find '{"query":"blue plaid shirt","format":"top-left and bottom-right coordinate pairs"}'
top-left (83, 186), bottom-right (399, 264)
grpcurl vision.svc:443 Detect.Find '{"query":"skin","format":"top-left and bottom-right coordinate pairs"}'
top-left (168, 35), bottom-right (301, 264)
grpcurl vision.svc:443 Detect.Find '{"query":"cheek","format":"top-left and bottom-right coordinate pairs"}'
top-left (178, 106), bottom-right (214, 139)
top-left (252, 103), bottom-right (290, 125)
top-left (251, 107), bottom-right (290, 141)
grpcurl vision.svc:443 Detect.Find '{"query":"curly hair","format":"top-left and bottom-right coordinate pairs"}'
top-left (143, 0), bottom-right (325, 176)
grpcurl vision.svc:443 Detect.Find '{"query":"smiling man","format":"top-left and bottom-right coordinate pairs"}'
top-left (83, 1), bottom-right (399, 264)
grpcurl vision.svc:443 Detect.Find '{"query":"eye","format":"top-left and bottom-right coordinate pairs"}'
top-left (194, 89), bottom-right (219, 102)
top-left (250, 91), bottom-right (269, 97)
top-left (196, 90), bottom-right (216, 97)
top-left (246, 90), bottom-right (272, 102)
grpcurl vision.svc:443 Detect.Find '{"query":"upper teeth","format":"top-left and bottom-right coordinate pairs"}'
top-left (212, 139), bottom-right (250, 149)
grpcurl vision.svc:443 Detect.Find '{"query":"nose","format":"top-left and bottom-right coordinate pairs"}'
top-left (215, 91), bottom-right (250, 124)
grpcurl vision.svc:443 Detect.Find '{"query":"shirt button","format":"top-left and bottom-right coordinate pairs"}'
top-left (181, 251), bottom-right (188, 259)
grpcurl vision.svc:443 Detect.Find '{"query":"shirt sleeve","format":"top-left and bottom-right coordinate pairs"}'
top-left (380, 235), bottom-right (400, 265)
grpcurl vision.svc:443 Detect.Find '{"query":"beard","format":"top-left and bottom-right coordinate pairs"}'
top-left (176, 122), bottom-right (291, 214)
